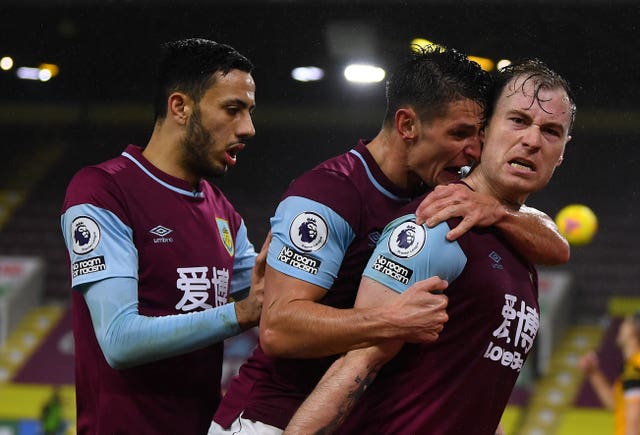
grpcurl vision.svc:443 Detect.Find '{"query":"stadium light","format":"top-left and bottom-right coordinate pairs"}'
top-left (0, 56), bottom-right (13, 71)
top-left (344, 64), bottom-right (385, 84)
top-left (291, 66), bottom-right (324, 82)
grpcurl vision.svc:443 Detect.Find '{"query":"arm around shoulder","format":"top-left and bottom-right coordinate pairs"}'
top-left (496, 204), bottom-right (570, 265)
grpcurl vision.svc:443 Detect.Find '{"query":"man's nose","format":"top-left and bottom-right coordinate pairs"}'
top-left (238, 114), bottom-right (256, 139)
top-left (522, 125), bottom-right (542, 150)
top-left (465, 135), bottom-right (482, 162)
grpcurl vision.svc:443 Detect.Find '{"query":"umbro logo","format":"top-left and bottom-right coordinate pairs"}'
top-left (150, 225), bottom-right (173, 237)
top-left (150, 225), bottom-right (174, 243)
top-left (489, 251), bottom-right (504, 269)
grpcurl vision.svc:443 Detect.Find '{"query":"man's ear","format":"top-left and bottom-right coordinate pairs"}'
top-left (557, 136), bottom-right (570, 167)
top-left (168, 92), bottom-right (191, 125)
top-left (395, 108), bottom-right (418, 142)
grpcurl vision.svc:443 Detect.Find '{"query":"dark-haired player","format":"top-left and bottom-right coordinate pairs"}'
top-left (286, 58), bottom-right (576, 435)
top-left (212, 47), bottom-right (570, 434)
top-left (61, 38), bottom-right (265, 434)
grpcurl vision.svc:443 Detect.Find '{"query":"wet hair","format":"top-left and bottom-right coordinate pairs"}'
top-left (489, 58), bottom-right (577, 133)
top-left (153, 38), bottom-right (253, 121)
top-left (383, 45), bottom-right (492, 125)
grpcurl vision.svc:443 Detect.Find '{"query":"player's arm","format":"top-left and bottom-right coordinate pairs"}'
top-left (231, 230), bottom-right (270, 329)
top-left (82, 276), bottom-right (248, 369)
top-left (83, 232), bottom-right (267, 370)
top-left (415, 184), bottom-right (570, 265)
top-left (260, 195), bottom-right (449, 358)
top-left (578, 351), bottom-right (614, 409)
top-left (625, 392), bottom-right (640, 435)
top-left (284, 276), bottom-right (447, 434)
top-left (260, 267), bottom-right (448, 358)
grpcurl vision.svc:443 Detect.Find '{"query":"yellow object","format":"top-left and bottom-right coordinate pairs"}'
top-left (554, 204), bottom-right (598, 246)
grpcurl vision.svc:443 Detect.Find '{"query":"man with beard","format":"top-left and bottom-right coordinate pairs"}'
top-left (60, 38), bottom-right (266, 434)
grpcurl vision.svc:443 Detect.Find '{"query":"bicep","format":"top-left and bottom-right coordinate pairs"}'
top-left (354, 276), bottom-right (401, 309)
top-left (263, 265), bottom-right (328, 311)
top-left (266, 196), bottom-right (355, 289)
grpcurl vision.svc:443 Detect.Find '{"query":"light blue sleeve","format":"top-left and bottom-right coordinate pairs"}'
top-left (83, 276), bottom-right (240, 369)
top-left (362, 214), bottom-right (467, 294)
top-left (230, 219), bottom-right (257, 296)
top-left (266, 196), bottom-right (355, 290)
top-left (61, 204), bottom-right (138, 288)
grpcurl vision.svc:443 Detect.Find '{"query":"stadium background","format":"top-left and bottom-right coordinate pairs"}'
top-left (0, 0), bottom-right (639, 433)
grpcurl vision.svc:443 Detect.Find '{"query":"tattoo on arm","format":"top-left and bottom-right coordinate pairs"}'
top-left (314, 362), bottom-right (384, 434)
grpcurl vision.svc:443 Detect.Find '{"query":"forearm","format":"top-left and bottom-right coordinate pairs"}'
top-left (84, 277), bottom-right (241, 369)
top-left (102, 304), bottom-right (239, 368)
top-left (285, 344), bottom-right (398, 434)
top-left (261, 300), bottom-right (399, 358)
top-left (496, 205), bottom-right (570, 265)
top-left (585, 370), bottom-right (614, 409)
top-left (624, 397), bottom-right (640, 435)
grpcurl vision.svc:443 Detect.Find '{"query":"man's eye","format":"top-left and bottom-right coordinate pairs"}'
top-left (544, 128), bottom-right (561, 137)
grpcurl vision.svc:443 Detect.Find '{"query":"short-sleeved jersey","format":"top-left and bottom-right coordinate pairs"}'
top-left (614, 351), bottom-right (640, 435)
top-left (214, 140), bottom-right (423, 429)
top-left (60, 145), bottom-right (256, 435)
top-left (336, 198), bottom-right (540, 435)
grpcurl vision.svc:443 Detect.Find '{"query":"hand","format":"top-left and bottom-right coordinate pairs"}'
top-left (387, 276), bottom-right (449, 343)
top-left (415, 184), bottom-right (504, 241)
top-left (578, 351), bottom-right (600, 374)
top-left (235, 232), bottom-right (271, 329)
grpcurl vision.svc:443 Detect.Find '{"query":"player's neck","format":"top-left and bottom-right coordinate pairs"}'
top-left (144, 129), bottom-right (199, 187)
top-left (367, 130), bottom-right (421, 191)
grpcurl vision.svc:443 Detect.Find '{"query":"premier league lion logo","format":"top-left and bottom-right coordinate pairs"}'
top-left (74, 223), bottom-right (91, 247)
top-left (71, 216), bottom-right (101, 255)
top-left (290, 212), bottom-right (328, 252)
top-left (298, 218), bottom-right (318, 243)
top-left (388, 220), bottom-right (426, 258)
top-left (395, 227), bottom-right (416, 249)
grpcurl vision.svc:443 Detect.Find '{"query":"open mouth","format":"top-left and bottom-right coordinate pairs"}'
top-left (509, 159), bottom-right (534, 172)
top-left (225, 143), bottom-right (246, 166)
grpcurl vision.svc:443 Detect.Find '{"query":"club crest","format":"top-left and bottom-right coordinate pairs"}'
top-left (216, 218), bottom-right (234, 256)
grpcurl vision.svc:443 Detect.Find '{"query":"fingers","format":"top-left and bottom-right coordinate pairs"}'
top-left (411, 276), bottom-right (449, 294)
top-left (444, 216), bottom-right (474, 241)
top-left (415, 186), bottom-right (452, 225)
top-left (257, 231), bottom-right (272, 259)
top-left (415, 184), bottom-right (469, 227)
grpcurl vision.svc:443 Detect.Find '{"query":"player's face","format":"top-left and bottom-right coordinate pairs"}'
top-left (479, 76), bottom-right (572, 205)
top-left (616, 316), bottom-right (637, 347)
top-left (182, 69), bottom-right (256, 178)
top-left (409, 99), bottom-right (483, 187)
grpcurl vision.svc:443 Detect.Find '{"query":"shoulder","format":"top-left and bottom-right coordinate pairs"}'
top-left (283, 166), bottom-right (362, 222)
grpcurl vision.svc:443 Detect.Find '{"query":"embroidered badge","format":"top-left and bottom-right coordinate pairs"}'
top-left (289, 212), bottom-right (328, 252)
top-left (388, 220), bottom-right (426, 258)
top-left (71, 216), bottom-right (101, 255)
top-left (216, 218), bottom-right (234, 256)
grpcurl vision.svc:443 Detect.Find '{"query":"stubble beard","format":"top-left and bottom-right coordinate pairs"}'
top-left (181, 106), bottom-right (226, 180)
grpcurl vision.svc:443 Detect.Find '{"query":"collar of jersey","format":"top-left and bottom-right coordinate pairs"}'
top-left (122, 145), bottom-right (205, 198)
